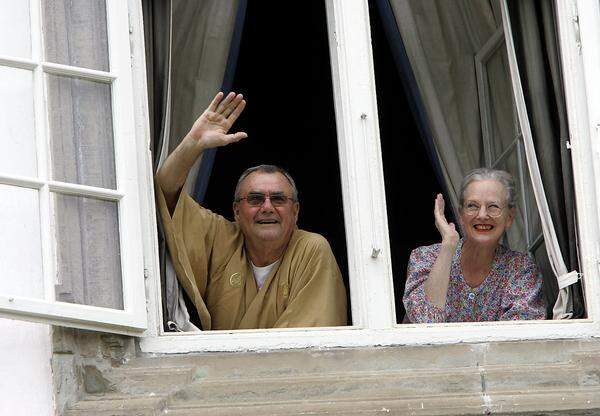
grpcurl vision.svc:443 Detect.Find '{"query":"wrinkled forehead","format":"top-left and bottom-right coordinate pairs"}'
top-left (463, 179), bottom-right (508, 203)
top-left (238, 171), bottom-right (293, 194)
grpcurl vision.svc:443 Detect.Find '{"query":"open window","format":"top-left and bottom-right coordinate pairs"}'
top-left (0, 0), bottom-right (146, 334)
top-left (2, 0), bottom-right (600, 352)
top-left (140, 0), bottom-right (600, 353)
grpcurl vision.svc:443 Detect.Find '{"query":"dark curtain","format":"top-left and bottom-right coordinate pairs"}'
top-left (508, 0), bottom-right (584, 318)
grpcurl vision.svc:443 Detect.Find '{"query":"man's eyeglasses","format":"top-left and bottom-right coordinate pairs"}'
top-left (463, 201), bottom-right (505, 218)
top-left (237, 192), bottom-right (295, 207)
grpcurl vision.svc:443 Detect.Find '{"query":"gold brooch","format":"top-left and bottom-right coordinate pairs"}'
top-left (229, 272), bottom-right (242, 288)
top-left (281, 283), bottom-right (290, 298)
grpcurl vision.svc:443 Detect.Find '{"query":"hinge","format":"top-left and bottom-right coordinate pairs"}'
top-left (128, 11), bottom-right (134, 34)
top-left (572, 3), bottom-right (582, 53)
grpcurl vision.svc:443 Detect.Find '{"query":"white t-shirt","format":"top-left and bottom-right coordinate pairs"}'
top-left (251, 259), bottom-right (281, 289)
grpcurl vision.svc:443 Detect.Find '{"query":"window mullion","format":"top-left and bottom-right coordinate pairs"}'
top-left (325, 0), bottom-right (395, 328)
top-left (30, 0), bottom-right (56, 305)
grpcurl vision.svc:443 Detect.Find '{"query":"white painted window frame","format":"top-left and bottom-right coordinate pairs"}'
top-left (138, 0), bottom-right (600, 353)
top-left (0, 0), bottom-right (147, 335)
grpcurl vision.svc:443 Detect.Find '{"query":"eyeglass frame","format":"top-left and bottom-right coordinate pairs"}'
top-left (235, 191), bottom-right (297, 207)
top-left (461, 201), bottom-right (507, 218)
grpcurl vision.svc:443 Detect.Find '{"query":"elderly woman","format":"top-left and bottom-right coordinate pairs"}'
top-left (403, 168), bottom-right (546, 323)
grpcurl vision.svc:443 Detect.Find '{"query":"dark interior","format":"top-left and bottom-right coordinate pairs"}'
top-left (200, 0), bottom-right (445, 325)
top-left (202, 0), bottom-right (350, 323)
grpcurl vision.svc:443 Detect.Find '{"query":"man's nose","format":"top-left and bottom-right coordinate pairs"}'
top-left (259, 197), bottom-right (275, 211)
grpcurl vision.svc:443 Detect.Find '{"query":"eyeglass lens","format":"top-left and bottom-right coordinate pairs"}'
top-left (464, 203), bottom-right (502, 217)
top-left (245, 193), bottom-right (289, 206)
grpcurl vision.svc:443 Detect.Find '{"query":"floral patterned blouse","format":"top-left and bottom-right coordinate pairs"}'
top-left (403, 239), bottom-right (546, 323)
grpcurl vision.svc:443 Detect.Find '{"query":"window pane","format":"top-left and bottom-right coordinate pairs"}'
top-left (46, 74), bottom-right (116, 189)
top-left (487, 44), bottom-right (518, 160)
top-left (0, 66), bottom-right (37, 177)
top-left (42, 0), bottom-right (109, 71)
top-left (0, 0), bottom-right (31, 59)
top-left (522, 142), bottom-right (542, 245)
top-left (0, 185), bottom-right (44, 299)
top-left (496, 149), bottom-right (527, 251)
top-left (53, 193), bottom-right (123, 309)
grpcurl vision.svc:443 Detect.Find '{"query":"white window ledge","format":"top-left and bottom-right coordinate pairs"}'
top-left (139, 319), bottom-right (600, 354)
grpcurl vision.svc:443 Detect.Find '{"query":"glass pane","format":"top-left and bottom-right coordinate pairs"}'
top-left (42, 0), bottom-right (109, 71)
top-left (0, 0), bottom-right (31, 58)
top-left (0, 185), bottom-right (44, 299)
top-left (0, 66), bottom-right (37, 177)
top-left (521, 143), bottom-right (542, 245)
top-left (497, 149), bottom-right (528, 252)
top-left (53, 193), bottom-right (123, 309)
top-left (486, 43), bottom-right (518, 160)
top-left (46, 74), bottom-right (116, 189)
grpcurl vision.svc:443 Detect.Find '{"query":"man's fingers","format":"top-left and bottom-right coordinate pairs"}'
top-left (216, 92), bottom-right (236, 113)
top-left (224, 131), bottom-right (248, 144)
top-left (208, 92), bottom-right (224, 112)
top-left (227, 99), bottom-right (246, 124)
top-left (222, 94), bottom-right (243, 118)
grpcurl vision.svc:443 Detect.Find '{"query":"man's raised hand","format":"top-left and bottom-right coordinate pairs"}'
top-left (157, 92), bottom-right (247, 212)
top-left (187, 92), bottom-right (247, 149)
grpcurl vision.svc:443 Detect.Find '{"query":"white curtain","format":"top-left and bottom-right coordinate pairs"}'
top-left (388, 0), bottom-right (501, 213)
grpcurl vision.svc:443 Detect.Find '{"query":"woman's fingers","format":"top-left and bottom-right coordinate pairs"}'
top-left (434, 194), bottom-right (447, 222)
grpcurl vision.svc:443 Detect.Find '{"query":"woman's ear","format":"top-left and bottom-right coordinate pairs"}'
top-left (506, 206), bottom-right (516, 228)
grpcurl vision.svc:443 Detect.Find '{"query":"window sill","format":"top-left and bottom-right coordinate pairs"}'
top-left (139, 319), bottom-right (600, 354)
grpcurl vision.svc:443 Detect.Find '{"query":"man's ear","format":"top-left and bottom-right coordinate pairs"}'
top-left (293, 202), bottom-right (300, 222)
top-left (233, 202), bottom-right (240, 221)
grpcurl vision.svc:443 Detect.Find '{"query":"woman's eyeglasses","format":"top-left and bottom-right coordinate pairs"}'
top-left (237, 192), bottom-right (295, 207)
top-left (463, 201), bottom-right (504, 218)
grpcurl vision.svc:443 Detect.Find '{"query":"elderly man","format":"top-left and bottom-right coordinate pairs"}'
top-left (156, 92), bottom-right (347, 330)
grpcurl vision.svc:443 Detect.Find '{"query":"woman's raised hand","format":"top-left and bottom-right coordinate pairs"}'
top-left (434, 193), bottom-right (459, 247)
top-left (187, 92), bottom-right (248, 149)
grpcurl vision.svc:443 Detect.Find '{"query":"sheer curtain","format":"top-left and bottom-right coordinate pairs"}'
top-left (143, 0), bottom-right (245, 331)
top-left (43, 0), bottom-right (123, 310)
top-left (384, 0), bottom-right (501, 213)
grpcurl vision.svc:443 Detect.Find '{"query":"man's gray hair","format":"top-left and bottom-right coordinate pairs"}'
top-left (234, 164), bottom-right (299, 202)
top-left (459, 168), bottom-right (517, 208)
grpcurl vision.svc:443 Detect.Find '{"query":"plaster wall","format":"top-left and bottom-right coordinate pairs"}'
top-left (0, 319), bottom-right (54, 416)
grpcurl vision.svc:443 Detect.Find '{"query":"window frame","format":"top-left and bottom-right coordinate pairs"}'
top-left (6, 1), bottom-right (594, 346)
top-left (138, 0), bottom-right (600, 353)
top-left (0, 0), bottom-right (147, 335)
